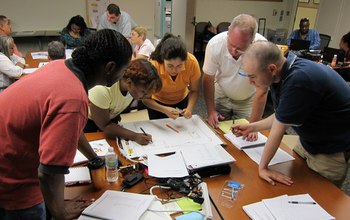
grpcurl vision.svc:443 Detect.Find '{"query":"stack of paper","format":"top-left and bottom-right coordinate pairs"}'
top-left (73, 139), bottom-right (110, 165)
top-left (243, 194), bottom-right (335, 220)
top-left (65, 167), bottom-right (91, 186)
top-left (80, 190), bottom-right (155, 220)
top-left (224, 133), bottom-right (294, 166)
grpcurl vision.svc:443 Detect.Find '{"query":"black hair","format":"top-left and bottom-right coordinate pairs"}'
top-left (107, 4), bottom-right (121, 16)
top-left (66, 15), bottom-right (88, 36)
top-left (299, 18), bottom-right (310, 25)
top-left (72, 29), bottom-right (132, 75)
top-left (341, 31), bottom-right (350, 46)
top-left (150, 33), bottom-right (187, 64)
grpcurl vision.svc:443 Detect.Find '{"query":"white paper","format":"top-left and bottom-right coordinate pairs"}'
top-left (224, 132), bottom-right (267, 149)
top-left (180, 143), bottom-right (235, 170)
top-left (65, 167), bottom-right (91, 185)
top-left (243, 147), bottom-right (294, 166)
top-left (81, 190), bottom-right (155, 220)
top-left (73, 139), bottom-right (110, 164)
top-left (148, 152), bottom-right (189, 178)
top-left (38, 62), bottom-right (49, 68)
top-left (242, 201), bottom-right (276, 220)
top-left (31, 52), bottom-right (48, 60)
top-left (120, 115), bottom-right (223, 158)
top-left (23, 68), bottom-right (38, 74)
top-left (262, 194), bottom-right (335, 220)
top-left (65, 49), bottom-right (74, 59)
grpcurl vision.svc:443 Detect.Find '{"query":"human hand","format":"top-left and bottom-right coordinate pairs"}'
top-left (164, 107), bottom-right (180, 119)
top-left (259, 167), bottom-right (293, 186)
top-left (242, 131), bottom-right (258, 142)
top-left (63, 198), bottom-right (93, 219)
top-left (207, 111), bottom-right (224, 128)
top-left (182, 108), bottom-right (192, 119)
top-left (231, 123), bottom-right (253, 137)
top-left (134, 133), bottom-right (152, 145)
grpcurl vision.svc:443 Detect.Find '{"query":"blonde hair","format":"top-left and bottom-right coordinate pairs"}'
top-left (132, 26), bottom-right (147, 41)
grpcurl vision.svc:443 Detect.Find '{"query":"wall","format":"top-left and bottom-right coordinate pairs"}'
top-left (315, 0), bottom-right (350, 48)
top-left (194, 0), bottom-right (295, 34)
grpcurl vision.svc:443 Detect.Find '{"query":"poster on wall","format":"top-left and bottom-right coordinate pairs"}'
top-left (86, 0), bottom-right (110, 29)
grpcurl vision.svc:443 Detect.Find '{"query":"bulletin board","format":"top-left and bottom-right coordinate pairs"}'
top-left (86, 0), bottom-right (110, 29)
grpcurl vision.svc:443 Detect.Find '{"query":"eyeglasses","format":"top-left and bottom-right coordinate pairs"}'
top-left (119, 163), bottom-right (145, 178)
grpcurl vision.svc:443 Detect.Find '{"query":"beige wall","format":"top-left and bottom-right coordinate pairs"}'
top-left (315, 0), bottom-right (350, 48)
top-left (195, 0), bottom-right (295, 33)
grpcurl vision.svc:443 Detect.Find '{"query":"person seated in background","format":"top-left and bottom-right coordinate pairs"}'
top-left (0, 35), bottom-right (23, 92)
top-left (0, 15), bottom-right (22, 57)
top-left (201, 21), bottom-right (216, 41)
top-left (84, 59), bottom-right (162, 145)
top-left (60, 15), bottom-right (91, 49)
top-left (339, 31), bottom-right (350, 64)
top-left (130, 26), bottom-right (155, 60)
top-left (8, 36), bottom-right (26, 67)
top-left (286, 18), bottom-right (320, 50)
top-left (48, 41), bottom-right (66, 60)
top-left (338, 31), bottom-right (350, 81)
top-left (97, 3), bottom-right (136, 38)
top-left (143, 33), bottom-right (201, 120)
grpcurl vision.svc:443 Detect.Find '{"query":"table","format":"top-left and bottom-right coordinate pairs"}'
top-left (66, 132), bottom-right (350, 220)
top-left (24, 51), bottom-right (48, 68)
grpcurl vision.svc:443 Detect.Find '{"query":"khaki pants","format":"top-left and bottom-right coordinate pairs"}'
top-left (215, 95), bottom-right (254, 120)
top-left (294, 141), bottom-right (350, 187)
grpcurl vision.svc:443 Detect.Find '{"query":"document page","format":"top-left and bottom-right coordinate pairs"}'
top-left (148, 152), bottom-right (189, 178)
top-left (81, 190), bottom-right (155, 220)
top-left (224, 132), bottom-right (267, 149)
top-left (243, 147), bottom-right (294, 166)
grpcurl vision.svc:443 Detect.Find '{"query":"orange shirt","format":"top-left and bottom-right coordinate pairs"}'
top-left (151, 53), bottom-right (201, 105)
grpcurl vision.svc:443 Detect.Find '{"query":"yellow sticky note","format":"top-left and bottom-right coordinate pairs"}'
top-left (218, 118), bottom-right (250, 134)
top-left (176, 198), bottom-right (202, 213)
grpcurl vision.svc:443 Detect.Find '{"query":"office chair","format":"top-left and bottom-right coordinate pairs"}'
top-left (216, 22), bottom-right (230, 34)
top-left (319, 34), bottom-right (331, 52)
top-left (193, 22), bottom-right (208, 59)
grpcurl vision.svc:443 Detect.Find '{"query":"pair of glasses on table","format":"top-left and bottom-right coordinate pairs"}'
top-left (118, 163), bottom-right (145, 178)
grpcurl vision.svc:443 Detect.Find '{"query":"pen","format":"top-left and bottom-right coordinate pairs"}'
top-left (288, 201), bottom-right (316, 205)
top-left (140, 127), bottom-right (147, 136)
top-left (166, 123), bottom-right (180, 133)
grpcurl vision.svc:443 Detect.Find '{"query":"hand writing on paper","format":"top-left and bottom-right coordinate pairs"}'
top-left (259, 168), bottom-right (293, 186)
top-left (134, 133), bottom-right (152, 145)
top-left (207, 111), bottom-right (224, 128)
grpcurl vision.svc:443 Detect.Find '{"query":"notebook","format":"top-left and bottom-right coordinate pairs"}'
top-left (65, 167), bottom-right (91, 186)
top-left (73, 139), bottom-right (110, 165)
top-left (289, 39), bottom-right (311, 51)
top-left (224, 132), bottom-right (267, 149)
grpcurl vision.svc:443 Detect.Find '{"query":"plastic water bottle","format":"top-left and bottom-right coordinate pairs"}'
top-left (105, 147), bottom-right (118, 182)
top-left (331, 54), bottom-right (337, 67)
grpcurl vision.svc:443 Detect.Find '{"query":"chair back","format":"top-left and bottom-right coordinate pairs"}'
top-left (216, 22), bottom-right (230, 34)
top-left (319, 34), bottom-right (331, 52)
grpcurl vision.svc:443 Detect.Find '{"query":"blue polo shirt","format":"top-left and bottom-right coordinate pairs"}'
top-left (270, 52), bottom-right (350, 154)
top-left (286, 29), bottom-right (321, 50)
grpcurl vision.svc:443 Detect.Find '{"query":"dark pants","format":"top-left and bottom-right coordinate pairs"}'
top-left (147, 96), bottom-right (189, 120)
top-left (0, 202), bottom-right (46, 220)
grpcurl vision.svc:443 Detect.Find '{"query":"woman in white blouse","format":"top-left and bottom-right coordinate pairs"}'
top-left (0, 35), bottom-right (23, 92)
top-left (130, 26), bottom-right (155, 60)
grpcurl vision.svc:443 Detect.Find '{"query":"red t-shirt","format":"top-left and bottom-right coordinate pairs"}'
top-left (0, 60), bottom-right (88, 210)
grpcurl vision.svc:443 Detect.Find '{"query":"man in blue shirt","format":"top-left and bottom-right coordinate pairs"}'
top-left (232, 41), bottom-right (350, 189)
top-left (286, 18), bottom-right (321, 50)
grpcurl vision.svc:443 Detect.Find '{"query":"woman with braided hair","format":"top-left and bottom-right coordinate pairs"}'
top-left (0, 29), bottom-right (132, 220)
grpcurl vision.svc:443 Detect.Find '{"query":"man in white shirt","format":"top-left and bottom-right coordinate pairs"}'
top-left (97, 4), bottom-right (136, 38)
top-left (202, 14), bottom-right (267, 139)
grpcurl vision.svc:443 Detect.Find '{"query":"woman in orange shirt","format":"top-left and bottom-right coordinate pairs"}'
top-left (143, 33), bottom-right (201, 119)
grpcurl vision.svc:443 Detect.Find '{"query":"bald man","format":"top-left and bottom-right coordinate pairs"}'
top-left (232, 41), bottom-right (350, 188)
top-left (202, 14), bottom-right (267, 141)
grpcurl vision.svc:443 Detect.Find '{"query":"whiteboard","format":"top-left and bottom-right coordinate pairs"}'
top-left (86, 0), bottom-right (110, 29)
